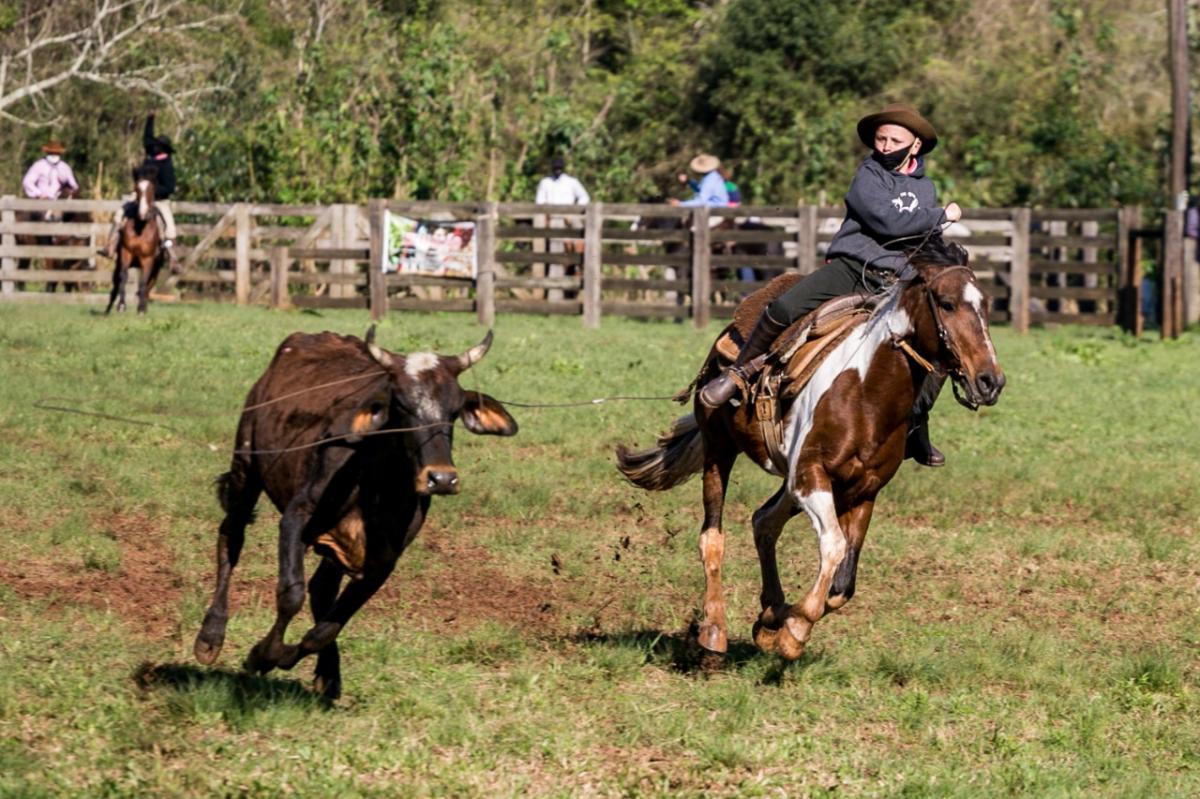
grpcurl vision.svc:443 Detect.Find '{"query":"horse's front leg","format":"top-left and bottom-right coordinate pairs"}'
top-left (750, 485), bottom-right (800, 654)
top-left (696, 447), bottom-right (736, 655)
top-left (773, 467), bottom-right (847, 661)
top-left (826, 498), bottom-right (875, 611)
top-left (106, 254), bottom-right (126, 314)
top-left (136, 255), bottom-right (153, 313)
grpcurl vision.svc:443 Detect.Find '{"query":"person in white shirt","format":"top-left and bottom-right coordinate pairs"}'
top-left (534, 156), bottom-right (590, 297)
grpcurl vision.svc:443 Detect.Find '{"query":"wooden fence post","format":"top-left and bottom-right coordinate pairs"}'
top-left (235, 203), bottom-right (251, 305)
top-left (797, 204), bottom-right (818, 275)
top-left (1117, 205), bottom-right (1137, 334)
top-left (1009, 207), bottom-right (1031, 333)
top-left (582, 202), bottom-right (603, 328)
top-left (691, 206), bottom-right (711, 329)
top-left (368, 199), bottom-right (388, 321)
top-left (475, 201), bottom-right (497, 327)
top-left (1, 196), bottom-right (14, 295)
top-left (1162, 208), bottom-right (1184, 339)
top-left (269, 246), bottom-right (289, 308)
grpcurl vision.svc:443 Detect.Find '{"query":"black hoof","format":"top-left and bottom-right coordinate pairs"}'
top-left (314, 673), bottom-right (342, 701)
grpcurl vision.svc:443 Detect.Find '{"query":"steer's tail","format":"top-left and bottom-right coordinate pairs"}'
top-left (615, 413), bottom-right (705, 491)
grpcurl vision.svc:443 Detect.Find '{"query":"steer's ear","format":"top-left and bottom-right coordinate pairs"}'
top-left (461, 391), bottom-right (518, 437)
top-left (330, 387), bottom-right (392, 443)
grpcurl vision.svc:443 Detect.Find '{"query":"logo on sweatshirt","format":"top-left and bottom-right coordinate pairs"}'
top-left (892, 191), bottom-right (919, 213)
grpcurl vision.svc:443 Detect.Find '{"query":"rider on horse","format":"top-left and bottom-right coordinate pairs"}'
top-left (698, 103), bottom-right (963, 467)
top-left (22, 140), bottom-right (79, 200)
top-left (99, 111), bottom-right (180, 270)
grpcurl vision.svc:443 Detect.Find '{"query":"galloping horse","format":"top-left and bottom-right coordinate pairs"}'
top-left (106, 166), bottom-right (164, 314)
top-left (616, 236), bottom-right (1005, 662)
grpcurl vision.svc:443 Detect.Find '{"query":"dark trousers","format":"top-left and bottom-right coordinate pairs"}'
top-left (766, 256), bottom-right (885, 327)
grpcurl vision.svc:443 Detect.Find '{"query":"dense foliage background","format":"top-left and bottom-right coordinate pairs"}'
top-left (1, 0), bottom-right (1194, 208)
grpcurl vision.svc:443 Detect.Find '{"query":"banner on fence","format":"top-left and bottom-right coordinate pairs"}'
top-left (384, 213), bottom-right (477, 278)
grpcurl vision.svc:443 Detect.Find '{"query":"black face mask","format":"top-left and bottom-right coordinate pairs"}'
top-left (871, 147), bottom-right (912, 171)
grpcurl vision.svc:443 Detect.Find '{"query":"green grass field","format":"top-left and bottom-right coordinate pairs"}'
top-left (1, 302), bottom-right (1198, 797)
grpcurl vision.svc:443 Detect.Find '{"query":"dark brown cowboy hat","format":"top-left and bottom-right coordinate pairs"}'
top-left (41, 140), bottom-right (67, 155)
top-left (856, 103), bottom-right (938, 154)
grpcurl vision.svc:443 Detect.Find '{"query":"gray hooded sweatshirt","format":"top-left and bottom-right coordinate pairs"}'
top-left (827, 155), bottom-right (945, 274)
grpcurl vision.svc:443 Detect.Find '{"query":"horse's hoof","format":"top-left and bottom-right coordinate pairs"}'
top-left (696, 623), bottom-right (728, 654)
top-left (276, 644), bottom-right (303, 671)
top-left (752, 620), bottom-right (780, 653)
top-left (776, 617), bottom-right (811, 662)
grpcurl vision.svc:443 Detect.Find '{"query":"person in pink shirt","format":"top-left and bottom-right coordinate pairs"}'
top-left (22, 140), bottom-right (79, 199)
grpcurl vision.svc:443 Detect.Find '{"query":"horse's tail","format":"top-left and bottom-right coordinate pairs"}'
top-left (615, 413), bottom-right (705, 491)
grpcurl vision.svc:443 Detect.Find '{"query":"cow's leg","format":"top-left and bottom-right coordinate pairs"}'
top-left (243, 494), bottom-right (315, 674)
top-left (696, 448), bottom-right (736, 655)
top-left (826, 499), bottom-right (875, 611)
top-left (750, 485), bottom-right (801, 654)
top-left (307, 558), bottom-right (344, 699)
top-left (194, 466), bottom-right (261, 664)
top-left (773, 472), bottom-right (847, 661)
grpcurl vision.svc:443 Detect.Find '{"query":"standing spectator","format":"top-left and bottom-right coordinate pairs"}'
top-left (22, 140), bottom-right (79, 199)
top-left (1184, 200), bottom-right (1199, 326)
top-left (535, 155), bottom-right (589, 299)
top-left (100, 111), bottom-right (179, 269)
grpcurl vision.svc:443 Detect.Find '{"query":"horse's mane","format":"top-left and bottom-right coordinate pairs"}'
top-left (903, 231), bottom-right (969, 270)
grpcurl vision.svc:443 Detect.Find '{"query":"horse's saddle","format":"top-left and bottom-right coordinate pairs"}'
top-left (714, 292), bottom-right (877, 472)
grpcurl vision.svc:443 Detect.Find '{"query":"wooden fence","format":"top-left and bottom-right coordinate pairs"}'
top-left (0, 196), bottom-right (1159, 333)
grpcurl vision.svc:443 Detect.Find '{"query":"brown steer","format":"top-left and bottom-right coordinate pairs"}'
top-left (194, 327), bottom-right (517, 699)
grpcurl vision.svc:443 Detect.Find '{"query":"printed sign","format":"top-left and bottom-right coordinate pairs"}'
top-left (384, 213), bottom-right (477, 278)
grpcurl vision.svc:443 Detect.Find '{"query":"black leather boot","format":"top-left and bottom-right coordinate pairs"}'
top-left (905, 414), bottom-right (945, 467)
top-left (698, 309), bottom-right (789, 409)
top-left (904, 372), bottom-right (947, 466)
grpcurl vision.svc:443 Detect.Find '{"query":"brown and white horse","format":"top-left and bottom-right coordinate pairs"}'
top-left (106, 167), bottom-right (164, 314)
top-left (616, 238), bottom-right (1005, 662)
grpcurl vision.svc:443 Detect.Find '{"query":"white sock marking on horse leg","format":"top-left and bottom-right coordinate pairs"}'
top-left (796, 488), bottom-right (846, 622)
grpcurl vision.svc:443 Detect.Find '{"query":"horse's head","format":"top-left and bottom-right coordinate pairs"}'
top-left (132, 165), bottom-right (157, 222)
top-left (904, 237), bottom-right (1005, 409)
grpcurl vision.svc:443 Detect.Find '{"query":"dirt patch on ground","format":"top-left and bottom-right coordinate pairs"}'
top-left (215, 520), bottom-right (570, 636)
top-left (0, 511), bottom-right (182, 640)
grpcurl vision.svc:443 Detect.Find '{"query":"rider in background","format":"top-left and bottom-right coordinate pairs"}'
top-left (100, 111), bottom-right (179, 269)
top-left (698, 103), bottom-right (962, 467)
top-left (22, 140), bottom-right (79, 199)
top-left (672, 154), bottom-right (729, 208)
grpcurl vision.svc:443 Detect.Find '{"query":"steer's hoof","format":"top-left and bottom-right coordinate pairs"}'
top-left (193, 634), bottom-right (223, 666)
top-left (313, 673), bottom-right (342, 701)
top-left (696, 623), bottom-right (728, 655)
top-left (243, 642), bottom-right (277, 675)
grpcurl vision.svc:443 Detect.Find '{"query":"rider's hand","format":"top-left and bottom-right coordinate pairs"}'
top-left (668, 198), bottom-right (680, 206)
top-left (148, 109), bottom-right (157, 118)
top-left (677, 173), bottom-right (688, 185)
top-left (944, 202), bottom-right (962, 223)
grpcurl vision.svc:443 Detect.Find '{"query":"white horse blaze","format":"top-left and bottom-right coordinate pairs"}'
top-left (136, 180), bottom-right (150, 221)
top-left (961, 281), bottom-right (999, 363)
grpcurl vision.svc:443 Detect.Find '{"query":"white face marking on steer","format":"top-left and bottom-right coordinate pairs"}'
top-left (404, 352), bottom-right (438, 378)
top-left (779, 291), bottom-right (912, 492)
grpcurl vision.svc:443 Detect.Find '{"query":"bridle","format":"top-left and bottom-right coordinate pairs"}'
top-left (895, 264), bottom-right (983, 411)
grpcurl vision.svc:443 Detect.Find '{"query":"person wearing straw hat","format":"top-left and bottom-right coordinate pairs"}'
top-left (672, 153), bottom-right (730, 209)
top-left (698, 103), bottom-right (962, 467)
top-left (22, 140), bottom-right (79, 200)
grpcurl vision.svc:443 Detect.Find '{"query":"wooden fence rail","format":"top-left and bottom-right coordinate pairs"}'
top-left (0, 197), bottom-right (1166, 334)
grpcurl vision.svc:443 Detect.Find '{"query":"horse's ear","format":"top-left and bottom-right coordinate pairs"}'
top-left (131, 167), bottom-right (139, 182)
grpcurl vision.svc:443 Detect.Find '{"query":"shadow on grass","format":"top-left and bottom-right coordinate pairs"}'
top-left (133, 661), bottom-right (330, 712)
top-left (571, 626), bottom-right (827, 685)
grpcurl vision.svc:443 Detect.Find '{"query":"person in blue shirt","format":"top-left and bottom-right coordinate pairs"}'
top-left (671, 154), bottom-right (729, 207)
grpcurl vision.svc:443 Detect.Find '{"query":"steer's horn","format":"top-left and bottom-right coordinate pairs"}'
top-left (454, 329), bottom-right (493, 373)
top-left (364, 325), bottom-right (394, 368)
